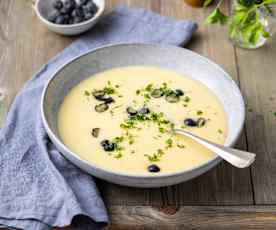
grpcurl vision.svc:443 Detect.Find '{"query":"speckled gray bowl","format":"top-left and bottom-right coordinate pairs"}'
top-left (41, 43), bottom-right (245, 188)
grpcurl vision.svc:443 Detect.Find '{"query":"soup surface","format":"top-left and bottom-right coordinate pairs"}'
top-left (58, 66), bottom-right (227, 175)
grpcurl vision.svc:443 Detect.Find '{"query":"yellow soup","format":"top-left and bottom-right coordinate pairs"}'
top-left (58, 66), bottom-right (227, 175)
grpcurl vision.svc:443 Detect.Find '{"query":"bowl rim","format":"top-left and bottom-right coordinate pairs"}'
top-left (34, 0), bottom-right (105, 28)
top-left (41, 43), bottom-right (246, 179)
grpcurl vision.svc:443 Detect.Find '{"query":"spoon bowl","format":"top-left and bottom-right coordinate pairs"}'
top-left (173, 129), bottom-right (256, 168)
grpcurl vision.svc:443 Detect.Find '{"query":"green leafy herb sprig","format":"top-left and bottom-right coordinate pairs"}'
top-left (204, 0), bottom-right (276, 46)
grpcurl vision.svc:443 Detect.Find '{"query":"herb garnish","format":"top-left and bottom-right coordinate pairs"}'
top-left (136, 82), bottom-right (184, 104)
top-left (197, 110), bottom-right (203, 116)
top-left (177, 143), bottom-right (186, 149)
top-left (204, 0), bottom-right (275, 47)
top-left (103, 81), bottom-right (117, 95)
top-left (84, 90), bottom-right (90, 96)
top-left (183, 96), bottom-right (190, 102)
top-left (165, 138), bottom-right (173, 149)
top-left (144, 149), bottom-right (165, 162)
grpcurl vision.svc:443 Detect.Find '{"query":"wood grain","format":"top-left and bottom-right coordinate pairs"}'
top-left (235, 37), bottom-right (276, 204)
top-left (106, 205), bottom-right (276, 230)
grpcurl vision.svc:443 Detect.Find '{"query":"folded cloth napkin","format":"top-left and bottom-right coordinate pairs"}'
top-left (0, 5), bottom-right (197, 230)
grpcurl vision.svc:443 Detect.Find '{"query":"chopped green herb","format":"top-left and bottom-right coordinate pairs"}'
top-left (120, 120), bottom-right (136, 129)
top-left (159, 127), bottom-right (165, 133)
top-left (127, 133), bottom-right (135, 145)
top-left (113, 136), bottom-right (124, 143)
top-left (84, 90), bottom-right (90, 96)
top-left (103, 86), bottom-right (115, 95)
top-left (144, 153), bottom-right (160, 162)
top-left (144, 94), bottom-right (151, 100)
top-left (197, 110), bottom-right (203, 115)
top-left (144, 149), bottom-right (165, 162)
top-left (145, 83), bottom-right (153, 92)
top-left (177, 143), bottom-right (186, 149)
top-left (157, 149), bottom-right (165, 156)
top-left (114, 153), bottom-right (122, 159)
top-left (165, 138), bottom-right (173, 149)
top-left (183, 96), bottom-right (190, 102)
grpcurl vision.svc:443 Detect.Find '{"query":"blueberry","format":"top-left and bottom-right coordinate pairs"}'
top-left (55, 15), bottom-right (66, 24)
top-left (95, 103), bottom-right (109, 113)
top-left (48, 10), bottom-right (60, 22)
top-left (84, 1), bottom-right (98, 14)
top-left (84, 12), bottom-right (93, 20)
top-left (165, 93), bottom-right (180, 103)
top-left (139, 107), bottom-right (150, 114)
top-left (151, 88), bottom-right (164, 98)
top-left (53, 0), bottom-right (63, 10)
top-left (78, 0), bottom-right (88, 5)
top-left (68, 17), bottom-right (74, 24)
top-left (175, 89), bottom-right (184, 96)
top-left (101, 97), bottom-right (114, 104)
top-left (148, 164), bottom-right (160, 173)
top-left (126, 107), bottom-right (138, 116)
top-left (100, 140), bottom-right (116, 152)
top-left (184, 118), bottom-right (197, 127)
top-left (71, 7), bottom-right (84, 18)
top-left (60, 0), bottom-right (76, 14)
top-left (197, 117), bottom-right (206, 127)
top-left (92, 90), bottom-right (105, 99)
top-left (63, 14), bottom-right (70, 24)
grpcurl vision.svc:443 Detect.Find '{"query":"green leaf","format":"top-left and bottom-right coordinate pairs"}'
top-left (238, 0), bottom-right (254, 7)
top-left (232, 10), bottom-right (247, 24)
top-left (204, 8), bottom-right (228, 25)
top-left (203, 0), bottom-right (214, 7)
top-left (264, 0), bottom-right (276, 4)
top-left (263, 30), bottom-right (271, 38)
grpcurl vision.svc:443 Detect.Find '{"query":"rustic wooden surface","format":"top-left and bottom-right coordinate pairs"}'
top-left (0, 0), bottom-right (276, 229)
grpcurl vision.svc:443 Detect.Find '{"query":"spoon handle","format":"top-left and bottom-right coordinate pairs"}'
top-left (174, 129), bottom-right (256, 168)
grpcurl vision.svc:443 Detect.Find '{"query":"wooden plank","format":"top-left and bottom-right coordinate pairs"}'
top-left (235, 37), bottom-right (276, 204)
top-left (106, 205), bottom-right (276, 230)
top-left (159, 0), bottom-right (253, 205)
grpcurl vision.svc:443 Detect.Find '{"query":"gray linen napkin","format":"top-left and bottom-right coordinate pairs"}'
top-left (0, 5), bottom-right (197, 230)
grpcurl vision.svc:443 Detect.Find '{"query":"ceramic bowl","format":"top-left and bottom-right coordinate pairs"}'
top-left (35, 0), bottom-right (105, 36)
top-left (41, 43), bottom-right (245, 188)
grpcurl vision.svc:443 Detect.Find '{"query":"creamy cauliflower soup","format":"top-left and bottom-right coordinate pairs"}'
top-left (58, 66), bottom-right (227, 175)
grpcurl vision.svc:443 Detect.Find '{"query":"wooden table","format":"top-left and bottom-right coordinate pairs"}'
top-left (1, 0), bottom-right (276, 229)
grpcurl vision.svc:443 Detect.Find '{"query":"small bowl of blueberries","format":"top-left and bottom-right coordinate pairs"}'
top-left (35, 0), bottom-right (105, 35)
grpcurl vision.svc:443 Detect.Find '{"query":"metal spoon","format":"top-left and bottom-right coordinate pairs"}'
top-left (173, 129), bottom-right (256, 168)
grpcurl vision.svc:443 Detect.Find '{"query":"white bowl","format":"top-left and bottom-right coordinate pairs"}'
top-left (41, 43), bottom-right (245, 188)
top-left (35, 0), bottom-right (105, 36)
